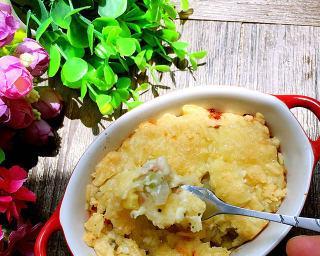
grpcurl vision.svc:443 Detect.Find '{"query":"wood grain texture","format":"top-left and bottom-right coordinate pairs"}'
top-left (28, 20), bottom-right (320, 256)
top-left (173, 0), bottom-right (320, 26)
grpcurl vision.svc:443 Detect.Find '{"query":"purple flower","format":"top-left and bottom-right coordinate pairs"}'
top-left (15, 38), bottom-right (49, 76)
top-left (23, 120), bottom-right (54, 146)
top-left (0, 97), bottom-right (9, 123)
top-left (0, 3), bottom-right (19, 47)
top-left (5, 98), bottom-right (34, 129)
top-left (0, 56), bottom-right (33, 99)
top-left (32, 87), bottom-right (63, 120)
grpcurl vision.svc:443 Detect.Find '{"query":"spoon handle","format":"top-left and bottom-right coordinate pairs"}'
top-left (223, 204), bottom-right (320, 232)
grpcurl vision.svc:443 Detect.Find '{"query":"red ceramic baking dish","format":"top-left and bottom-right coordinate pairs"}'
top-left (34, 87), bottom-right (320, 256)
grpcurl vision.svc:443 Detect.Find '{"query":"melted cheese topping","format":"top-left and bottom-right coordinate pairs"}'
top-left (84, 105), bottom-right (286, 256)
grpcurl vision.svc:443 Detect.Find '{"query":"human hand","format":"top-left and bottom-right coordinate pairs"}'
top-left (286, 236), bottom-right (320, 256)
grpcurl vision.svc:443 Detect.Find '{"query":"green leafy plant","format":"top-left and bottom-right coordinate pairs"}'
top-left (13, 0), bottom-right (207, 115)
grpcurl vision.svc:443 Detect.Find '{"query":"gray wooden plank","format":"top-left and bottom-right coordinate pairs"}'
top-left (173, 0), bottom-right (320, 26)
top-left (28, 20), bottom-right (320, 255)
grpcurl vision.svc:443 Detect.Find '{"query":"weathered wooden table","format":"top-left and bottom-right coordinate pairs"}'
top-left (29, 1), bottom-right (320, 255)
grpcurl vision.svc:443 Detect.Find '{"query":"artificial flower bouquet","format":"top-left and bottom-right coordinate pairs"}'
top-left (0, 3), bottom-right (63, 254)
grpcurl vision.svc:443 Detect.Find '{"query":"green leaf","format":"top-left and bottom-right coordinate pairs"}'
top-left (117, 88), bottom-right (130, 99)
top-left (163, 17), bottom-right (176, 30)
top-left (133, 50), bottom-right (146, 70)
top-left (130, 89), bottom-right (139, 101)
top-left (127, 22), bottom-right (141, 34)
top-left (190, 50), bottom-right (207, 59)
top-left (104, 64), bottom-right (117, 88)
top-left (145, 49), bottom-right (153, 61)
top-left (126, 101), bottom-right (143, 110)
top-left (50, 0), bottom-right (71, 29)
top-left (159, 29), bottom-right (180, 42)
top-left (62, 57), bottom-right (88, 82)
top-left (116, 38), bottom-right (136, 56)
top-left (26, 10), bottom-right (32, 37)
top-left (121, 4), bottom-right (145, 21)
top-left (172, 41), bottom-right (189, 50)
top-left (86, 66), bottom-right (107, 89)
top-left (111, 91), bottom-right (122, 108)
top-left (118, 57), bottom-right (129, 71)
top-left (163, 4), bottom-right (177, 19)
top-left (189, 56), bottom-right (197, 70)
top-left (102, 26), bottom-right (122, 43)
top-left (154, 65), bottom-right (171, 72)
top-left (80, 81), bottom-right (88, 100)
top-left (98, 0), bottom-right (127, 18)
top-left (48, 44), bottom-right (61, 77)
top-left (67, 16), bottom-right (89, 48)
top-left (34, 0), bottom-right (49, 22)
top-left (109, 62), bottom-right (127, 73)
top-left (135, 82), bottom-right (149, 92)
top-left (64, 6), bottom-right (91, 18)
top-left (87, 24), bottom-right (94, 55)
top-left (56, 37), bottom-right (85, 59)
top-left (93, 17), bottom-right (119, 32)
top-left (0, 148), bottom-right (5, 164)
top-left (61, 71), bottom-right (82, 88)
top-left (95, 43), bottom-right (109, 59)
top-left (116, 77), bottom-right (131, 89)
top-left (95, 42), bottom-right (117, 59)
top-left (35, 17), bottom-right (53, 41)
top-left (96, 94), bottom-right (113, 115)
top-left (181, 0), bottom-right (189, 11)
top-left (119, 21), bottom-right (131, 37)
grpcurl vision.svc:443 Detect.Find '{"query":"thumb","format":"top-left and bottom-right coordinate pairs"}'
top-left (286, 236), bottom-right (320, 256)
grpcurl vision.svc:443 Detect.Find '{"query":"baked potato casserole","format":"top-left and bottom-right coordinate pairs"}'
top-left (84, 105), bottom-right (286, 256)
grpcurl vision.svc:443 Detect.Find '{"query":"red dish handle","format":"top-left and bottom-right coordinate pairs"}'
top-left (275, 95), bottom-right (320, 163)
top-left (34, 204), bottom-right (62, 256)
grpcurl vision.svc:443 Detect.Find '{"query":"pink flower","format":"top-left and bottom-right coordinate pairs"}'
top-left (0, 56), bottom-right (33, 99)
top-left (0, 166), bottom-right (36, 222)
top-left (0, 3), bottom-right (19, 47)
top-left (0, 97), bottom-right (9, 123)
top-left (15, 38), bottom-right (49, 76)
top-left (0, 222), bottom-right (42, 256)
top-left (23, 120), bottom-right (54, 146)
top-left (32, 87), bottom-right (63, 120)
top-left (5, 98), bottom-right (34, 129)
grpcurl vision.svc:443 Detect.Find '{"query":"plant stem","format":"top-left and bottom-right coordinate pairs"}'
top-left (78, 15), bottom-right (103, 39)
top-left (30, 14), bottom-right (41, 25)
top-left (87, 84), bottom-right (98, 98)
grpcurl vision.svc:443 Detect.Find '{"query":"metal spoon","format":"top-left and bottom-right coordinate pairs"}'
top-left (181, 185), bottom-right (320, 232)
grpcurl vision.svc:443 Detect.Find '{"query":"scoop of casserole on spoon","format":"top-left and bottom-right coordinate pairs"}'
top-left (181, 185), bottom-right (320, 232)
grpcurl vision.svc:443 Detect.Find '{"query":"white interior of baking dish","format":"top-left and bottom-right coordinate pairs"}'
top-left (60, 86), bottom-right (314, 256)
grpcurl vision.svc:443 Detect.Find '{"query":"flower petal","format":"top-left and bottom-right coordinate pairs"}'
top-left (14, 187), bottom-right (36, 202)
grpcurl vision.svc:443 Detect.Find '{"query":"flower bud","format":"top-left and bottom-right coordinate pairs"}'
top-left (14, 38), bottom-right (49, 76)
top-left (22, 119), bottom-right (54, 146)
top-left (5, 98), bottom-right (34, 129)
top-left (32, 87), bottom-right (63, 120)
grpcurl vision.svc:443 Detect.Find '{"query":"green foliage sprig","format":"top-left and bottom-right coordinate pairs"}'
top-left (13, 0), bottom-right (207, 115)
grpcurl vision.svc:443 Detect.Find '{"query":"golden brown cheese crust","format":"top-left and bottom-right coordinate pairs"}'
top-left (84, 105), bottom-right (286, 256)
